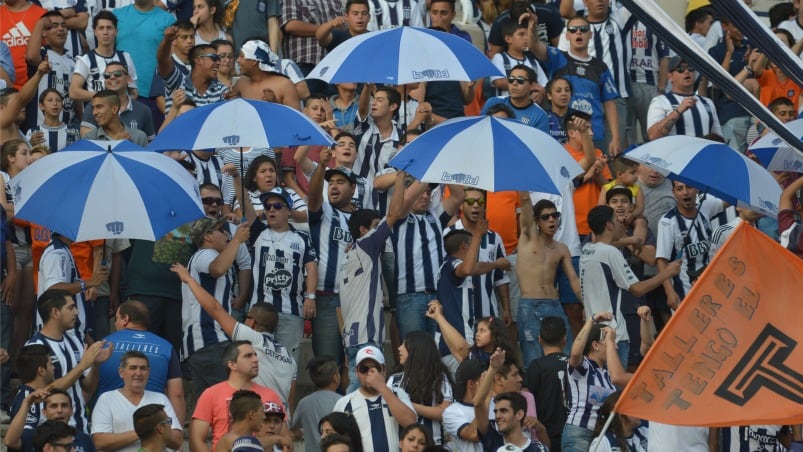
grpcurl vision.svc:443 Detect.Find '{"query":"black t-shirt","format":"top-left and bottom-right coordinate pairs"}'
top-left (525, 352), bottom-right (569, 449)
top-left (488, 4), bottom-right (563, 47)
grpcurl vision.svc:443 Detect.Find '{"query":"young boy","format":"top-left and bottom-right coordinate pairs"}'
top-left (490, 20), bottom-right (548, 98)
top-left (215, 390), bottom-right (267, 452)
top-left (598, 155), bottom-right (645, 223)
top-left (26, 88), bottom-right (79, 153)
top-left (291, 358), bottom-right (341, 452)
top-left (259, 401), bottom-right (288, 452)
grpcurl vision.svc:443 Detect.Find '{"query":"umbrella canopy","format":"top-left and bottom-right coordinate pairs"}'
top-left (387, 116), bottom-right (583, 194)
top-left (306, 26), bottom-right (503, 84)
top-left (626, 135), bottom-right (782, 217)
top-left (148, 98), bottom-right (335, 151)
top-left (747, 118), bottom-right (803, 173)
top-left (10, 140), bottom-right (204, 241)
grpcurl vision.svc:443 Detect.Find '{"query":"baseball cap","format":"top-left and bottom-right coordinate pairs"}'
top-left (263, 401), bottom-right (285, 420)
top-left (189, 217), bottom-right (228, 247)
top-left (605, 184), bottom-right (633, 203)
top-left (259, 187), bottom-right (294, 209)
top-left (325, 166), bottom-right (358, 184)
top-left (231, 436), bottom-right (264, 452)
top-left (667, 56), bottom-right (690, 72)
top-left (355, 345), bottom-right (385, 366)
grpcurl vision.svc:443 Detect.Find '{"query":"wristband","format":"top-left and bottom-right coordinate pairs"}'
top-left (80, 279), bottom-right (87, 294)
top-left (305, 293), bottom-right (317, 300)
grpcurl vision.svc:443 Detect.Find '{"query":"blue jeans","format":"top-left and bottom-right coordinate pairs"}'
top-left (395, 292), bottom-right (437, 341)
top-left (312, 294), bottom-right (344, 366)
top-left (617, 340), bottom-right (630, 370)
top-left (275, 313), bottom-right (304, 366)
top-left (561, 423), bottom-right (593, 452)
top-left (518, 298), bottom-right (573, 368)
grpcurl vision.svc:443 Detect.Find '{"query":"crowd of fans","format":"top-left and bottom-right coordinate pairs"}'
top-left (2, 0), bottom-right (803, 450)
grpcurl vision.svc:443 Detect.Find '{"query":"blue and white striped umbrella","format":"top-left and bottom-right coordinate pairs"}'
top-left (10, 140), bottom-right (204, 241)
top-left (307, 27), bottom-right (503, 84)
top-left (748, 118), bottom-right (803, 173)
top-left (387, 116), bottom-right (583, 194)
top-left (626, 135), bottom-right (782, 217)
top-left (148, 98), bottom-right (334, 151)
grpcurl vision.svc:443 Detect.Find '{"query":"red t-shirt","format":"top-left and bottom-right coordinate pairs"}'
top-left (1, 3), bottom-right (47, 88)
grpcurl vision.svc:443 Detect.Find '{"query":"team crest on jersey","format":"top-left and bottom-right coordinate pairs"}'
top-left (264, 269), bottom-right (292, 289)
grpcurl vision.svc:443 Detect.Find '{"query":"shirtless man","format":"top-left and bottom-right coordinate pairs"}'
top-left (233, 39), bottom-right (300, 110)
top-left (516, 195), bottom-right (581, 367)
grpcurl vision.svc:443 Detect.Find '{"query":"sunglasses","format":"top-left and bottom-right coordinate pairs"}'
top-left (358, 364), bottom-right (379, 374)
top-left (464, 197), bottom-right (486, 206)
top-left (673, 65), bottom-right (694, 73)
top-left (217, 53), bottom-right (234, 60)
top-left (539, 212), bottom-right (561, 221)
top-left (566, 25), bottom-right (590, 34)
top-left (264, 202), bottom-right (286, 211)
top-left (103, 70), bottom-right (127, 79)
top-left (202, 197), bottom-right (223, 206)
top-left (507, 76), bottom-right (530, 85)
top-left (199, 53), bottom-right (221, 62)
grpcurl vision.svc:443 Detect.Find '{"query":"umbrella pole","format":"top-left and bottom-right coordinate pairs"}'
top-left (240, 147), bottom-right (245, 220)
top-left (403, 85), bottom-right (407, 138)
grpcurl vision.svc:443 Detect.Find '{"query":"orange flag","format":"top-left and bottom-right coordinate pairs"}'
top-left (615, 222), bottom-right (803, 426)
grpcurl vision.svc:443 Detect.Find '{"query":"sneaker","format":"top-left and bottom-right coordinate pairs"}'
top-left (0, 409), bottom-right (10, 424)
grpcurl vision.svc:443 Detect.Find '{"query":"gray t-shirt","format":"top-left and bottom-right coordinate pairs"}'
top-left (231, 0), bottom-right (281, 52)
top-left (291, 390), bottom-right (341, 452)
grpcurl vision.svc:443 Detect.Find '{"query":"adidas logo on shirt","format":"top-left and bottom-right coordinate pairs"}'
top-left (2, 22), bottom-right (32, 47)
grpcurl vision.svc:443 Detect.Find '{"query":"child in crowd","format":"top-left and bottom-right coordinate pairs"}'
top-left (490, 20), bottom-right (548, 98)
top-left (291, 357), bottom-right (341, 452)
top-left (26, 89), bottom-right (78, 153)
top-left (598, 155), bottom-right (645, 223)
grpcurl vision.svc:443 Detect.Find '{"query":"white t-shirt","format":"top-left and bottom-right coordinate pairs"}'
top-left (647, 423), bottom-right (709, 452)
top-left (442, 401), bottom-right (483, 452)
top-left (232, 322), bottom-right (297, 406)
top-left (91, 390), bottom-right (181, 452)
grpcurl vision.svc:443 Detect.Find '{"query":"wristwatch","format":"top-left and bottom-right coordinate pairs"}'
top-left (305, 293), bottom-right (317, 300)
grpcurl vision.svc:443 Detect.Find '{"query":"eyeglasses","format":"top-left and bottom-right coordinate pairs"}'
top-left (673, 65), bottom-right (694, 73)
top-left (50, 442), bottom-right (76, 450)
top-left (198, 53), bottom-right (221, 62)
top-left (159, 417), bottom-right (172, 426)
top-left (103, 70), bottom-right (128, 79)
top-left (217, 53), bottom-right (234, 60)
top-left (202, 197), bottom-right (223, 206)
top-left (358, 364), bottom-right (379, 374)
top-left (264, 202), bottom-right (286, 211)
top-left (566, 25), bottom-right (590, 34)
top-left (539, 212), bottom-right (561, 221)
top-left (464, 197), bottom-right (486, 206)
top-left (507, 76), bottom-right (530, 85)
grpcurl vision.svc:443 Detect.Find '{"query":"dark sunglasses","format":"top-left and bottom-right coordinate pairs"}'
top-left (539, 212), bottom-right (561, 221)
top-left (464, 197), bottom-right (486, 206)
top-left (567, 25), bottom-right (590, 34)
top-left (103, 70), bottom-right (127, 79)
top-left (507, 76), bottom-right (530, 85)
top-left (358, 364), bottom-right (379, 374)
top-left (202, 197), bottom-right (223, 206)
top-left (264, 202), bottom-right (286, 211)
top-left (199, 53), bottom-right (221, 62)
top-left (673, 65), bottom-right (695, 74)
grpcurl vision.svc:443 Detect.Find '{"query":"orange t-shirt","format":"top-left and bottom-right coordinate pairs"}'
top-left (1, 3), bottom-right (47, 89)
top-left (564, 144), bottom-right (611, 235)
top-left (192, 381), bottom-right (283, 450)
top-left (486, 191), bottom-right (520, 254)
top-left (758, 69), bottom-right (802, 111)
top-left (30, 223), bottom-right (104, 290)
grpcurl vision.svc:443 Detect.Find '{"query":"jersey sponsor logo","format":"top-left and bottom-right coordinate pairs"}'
top-left (263, 253), bottom-right (290, 264)
top-left (630, 57), bottom-right (656, 69)
top-left (682, 240), bottom-right (710, 259)
top-left (570, 98), bottom-right (593, 115)
top-left (2, 21), bottom-right (32, 47)
top-left (264, 268), bottom-right (292, 289)
top-left (332, 225), bottom-right (353, 242)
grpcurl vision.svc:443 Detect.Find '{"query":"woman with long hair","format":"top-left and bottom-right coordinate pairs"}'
top-left (562, 315), bottom-right (630, 452)
top-left (388, 331), bottom-right (455, 447)
top-left (426, 302), bottom-right (517, 367)
top-left (399, 424), bottom-right (435, 452)
top-left (546, 76), bottom-right (573, 144)
top-left (191, 0), bottom-right (232, 44)
top-left (319, 412), bottom-right (364, 452)
top-left (589, 391), bottom-right (648, 451)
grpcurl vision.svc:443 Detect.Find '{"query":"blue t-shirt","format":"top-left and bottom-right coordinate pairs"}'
top-left (544, 48), bottom-right (619, 139)
top-left (113, 5), bottom-right (175, 96)
top-left (481, 96), bottom-right (549, 133)
top-left (96, 328), bottom-right (182, 397)
top-left (548, 110), bottom-right (568, 144)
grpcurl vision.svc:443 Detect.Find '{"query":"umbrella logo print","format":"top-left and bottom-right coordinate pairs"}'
top-left (441, 171), bottom-right (479, 185)
top-left (13, 184), bottom-right (22, 203)
top-left (222, 135), bottom-right (241, 146)
top-left (412, 69), bottom-right (450, 80)
top-left (758, 198), bottom-right (779, 213)
top-left (106, 221), bottom-right (124, 235)
top-left (560, 166), bottom-right (570, 178)
top-left (641, 153), bottom-right (671, 168)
